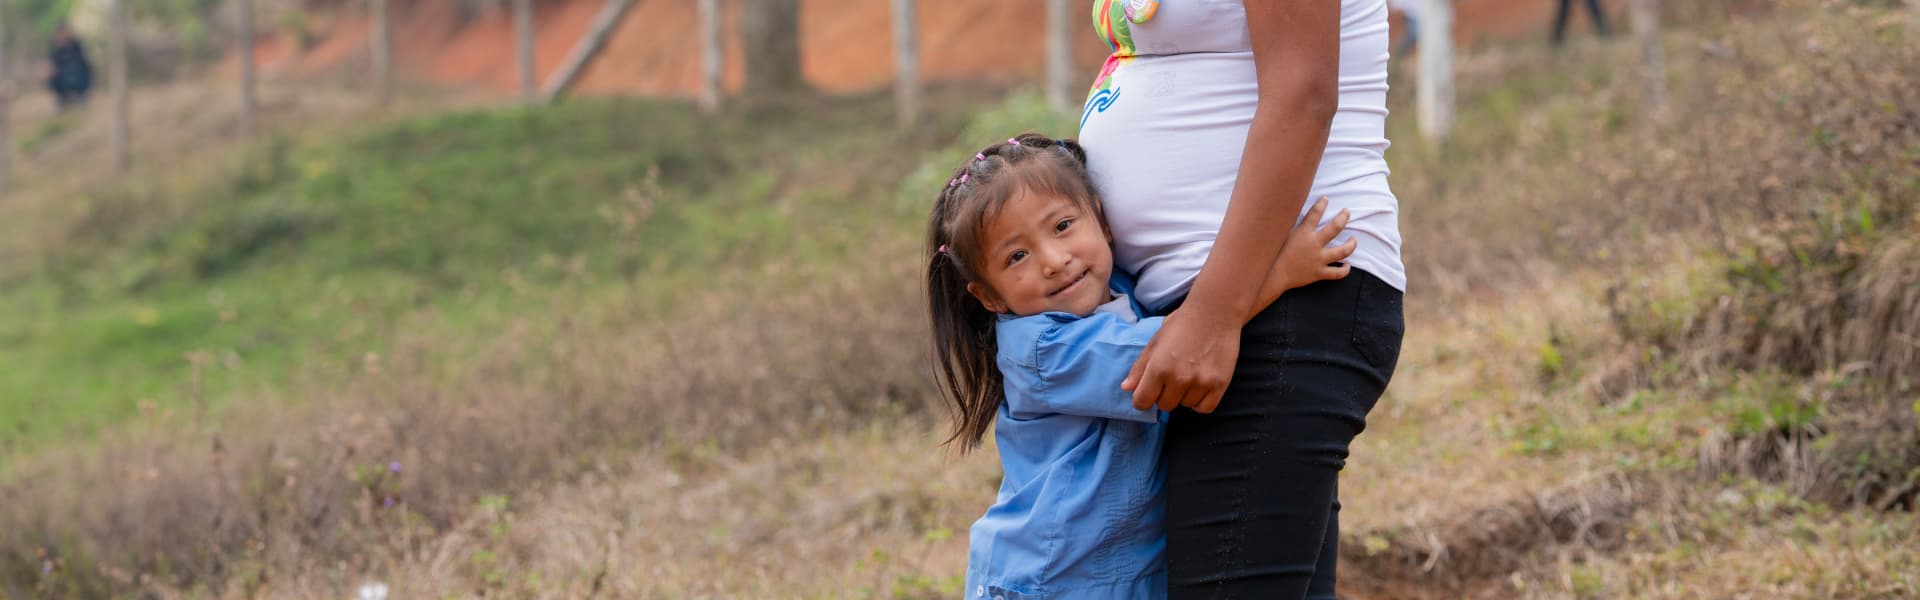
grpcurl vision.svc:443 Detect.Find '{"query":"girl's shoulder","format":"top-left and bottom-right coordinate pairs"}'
top-left (994, 311), bottom-right (1081, 370)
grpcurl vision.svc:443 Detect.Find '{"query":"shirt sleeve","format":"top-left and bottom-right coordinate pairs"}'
top-left (1002, 314), bottom-right (1165, 423)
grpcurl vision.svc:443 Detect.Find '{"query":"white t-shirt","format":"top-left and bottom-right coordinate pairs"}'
top-left (1079, 0), bottom-right (1405, 311)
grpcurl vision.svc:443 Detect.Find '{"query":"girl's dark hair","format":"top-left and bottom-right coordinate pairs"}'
top-left (926, 132), bottom-right (1108, 453)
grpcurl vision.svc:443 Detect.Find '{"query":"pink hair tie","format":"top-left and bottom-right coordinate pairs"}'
top-left (937, 244), bottom-right (949, 255)
top-left (974, 153), bottom-right (986, 161)
top-left (959, 173), bottom-right (969, 184)
top-left (1007, 137), bottom-right (1021, 145)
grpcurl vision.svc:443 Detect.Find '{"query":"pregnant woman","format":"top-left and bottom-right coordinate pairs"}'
top-left (1078, 0), bottom-right (1405, 597)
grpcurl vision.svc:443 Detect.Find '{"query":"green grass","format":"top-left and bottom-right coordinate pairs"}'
top-left (0, 93), bottom-right (981, 455)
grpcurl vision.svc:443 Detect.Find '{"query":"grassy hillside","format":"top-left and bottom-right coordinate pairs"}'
top-left (2, 1), bottom-right (1917, 597)
top-left (0, 93), bottom-right (970, 454)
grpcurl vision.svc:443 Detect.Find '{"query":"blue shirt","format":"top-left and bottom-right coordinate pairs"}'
top-left (965, 279), bottom-right (1167, 600)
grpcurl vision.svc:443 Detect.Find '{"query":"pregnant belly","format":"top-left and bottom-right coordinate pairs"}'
top-left (1078, 53), bottom-right (1402, 307)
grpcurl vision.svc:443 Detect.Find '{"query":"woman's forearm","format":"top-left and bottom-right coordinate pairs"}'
top-left (1183, 78), bottom-right (1338, 325)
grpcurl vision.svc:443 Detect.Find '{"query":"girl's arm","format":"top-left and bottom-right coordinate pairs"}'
top-left (1123, 0), bottom-right (1342, 414)
top-left (1002, 314), bottom-right (1165, 423)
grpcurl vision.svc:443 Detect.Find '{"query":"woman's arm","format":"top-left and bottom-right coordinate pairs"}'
top-left (1123, 0), bottom-right (1342, 413)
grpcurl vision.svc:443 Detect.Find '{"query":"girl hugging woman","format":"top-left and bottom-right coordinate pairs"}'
top-left (926, 133), bottom-right (1356, 599)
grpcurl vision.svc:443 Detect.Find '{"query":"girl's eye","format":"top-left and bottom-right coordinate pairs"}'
top-left (1007, 250), bottom-right (1028, 266)
top-left (1056, 218), bottom-right (1074, 233)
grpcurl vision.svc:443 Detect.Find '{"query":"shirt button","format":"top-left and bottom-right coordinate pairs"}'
top-left (994, 595), bottom-right (1006, 600)
top-left (975, 585), bottom-right (984, 597)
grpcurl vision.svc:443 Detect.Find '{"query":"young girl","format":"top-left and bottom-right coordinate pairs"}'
top-left (926, 133), bottom-right (1356, 599)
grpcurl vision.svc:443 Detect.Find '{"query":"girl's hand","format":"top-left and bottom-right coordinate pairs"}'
top-left (1256, 197), bottom-right (1356, 308)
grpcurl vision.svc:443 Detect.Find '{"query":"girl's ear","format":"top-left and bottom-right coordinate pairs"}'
top-left (966, 282), bottom-right (1009, 314)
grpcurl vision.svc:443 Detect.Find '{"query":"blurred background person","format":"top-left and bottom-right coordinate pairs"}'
top-left (1552, 0), bottom-right (1611, 46)
top-left (43, 23), bottom-right (95, 110)
top-left (1390, 0), bottom-right (1421, 58)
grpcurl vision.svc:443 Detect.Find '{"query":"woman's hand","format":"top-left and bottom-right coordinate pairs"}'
top-left (1124, 302), bottom-right (1242, 413)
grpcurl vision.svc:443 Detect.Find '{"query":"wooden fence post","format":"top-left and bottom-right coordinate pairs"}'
top-left (699, 0), bottom-right (721, 113)
top-left (740, 0), bottom-right (803, 94)
top-left (1631, 0), bottom-right (1667, 115)
top-left (239, 0), bottom-right (258, 135)
top-left (1416, 0), bottom-right (1453, 146)
top-left (515, 0), bottom-right (536, 104)
top-left (1047, 0), bottom-right (1073, 115)
top-left (542, 0), bottom-right (639, 103)
top-left (110, 0), bottom-right (131, 173)
top-left (0, 0), bottom-right (10, 197)
top-left (892, 0), bottom-right (920, 128)
top-left (372, 0), bottom-right (391, 107)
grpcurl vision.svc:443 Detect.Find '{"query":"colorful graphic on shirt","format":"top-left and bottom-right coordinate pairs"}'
top-left (1081, 87), bottom-right (1121, 128)
top-left (1084, 0), bottom-right (1159, 127)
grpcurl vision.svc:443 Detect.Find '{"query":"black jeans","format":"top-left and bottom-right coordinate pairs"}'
top-left (1161, 269), bottom-right (1404, 599)
top-left (1552, 0), bottom-right (1611, 45)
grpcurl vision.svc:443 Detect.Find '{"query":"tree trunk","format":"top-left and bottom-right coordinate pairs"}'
top-left (740, 0), bottom-right (804, 95)
top-left (239, 0), bottom-right (257, 135)
top-left (371, 0), bottom-right (391, 107)
top-left (515, 0), bottom-right (535, 104)
top-left (699, 0), bottom-right (722, 113)
top-left (541, 0), bottom-right (639, 103)
top-left (892, 0), bottom-right (919, 128)
top-left (1046, 0), bottom-right (1073, 114)
top-left (1631, 0), bottom-right (1667, 115)
top-left (110, 0), bottom-right (131, 173)
top-left (1416, 0), bottom-right (1453, 146)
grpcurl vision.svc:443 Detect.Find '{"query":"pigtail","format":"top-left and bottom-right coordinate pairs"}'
top-left (926, 180), bottom-right (1005, 453)
top-left (1052, 137), bottom-right (1090, 169)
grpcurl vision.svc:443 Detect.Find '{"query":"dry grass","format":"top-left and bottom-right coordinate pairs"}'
top-left (1508, 477), bottom-right (1920, 599)
top-left (4, 2), bottom-right (1918, 598)
top-left (291, 423), bottom-right (990, 599)
top-left (0, 257), bottom-right (935, 597)
top-left (103, 420), bottom-right (995, 599)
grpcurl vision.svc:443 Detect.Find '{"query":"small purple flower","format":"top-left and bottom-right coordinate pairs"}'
top-left (42, 562), bottom-right (52, 575)
top-left (387, 461), bottom-right (402, 474)
top-left (384, 496), bottom-right (396, 508)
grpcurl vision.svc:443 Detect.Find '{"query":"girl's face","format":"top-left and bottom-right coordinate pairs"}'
top-left (965, 188), bottom-right (1113, 317)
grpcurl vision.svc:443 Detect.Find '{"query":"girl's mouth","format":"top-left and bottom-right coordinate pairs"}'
top-left (1049, 270), bottom-right (1089, 297)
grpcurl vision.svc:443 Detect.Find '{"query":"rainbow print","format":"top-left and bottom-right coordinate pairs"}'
top-left (1084, 0), bottom-right (1159, 127)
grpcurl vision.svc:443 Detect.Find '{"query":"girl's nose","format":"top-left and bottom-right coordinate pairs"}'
top-left (1041, 246), bottom-right (1073, 277)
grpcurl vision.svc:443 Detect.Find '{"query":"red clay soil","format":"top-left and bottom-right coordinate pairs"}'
top-left (241, 0), bottom-right (1623, 100)
top-left (1451, 0), bottom-right (1626, 46)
